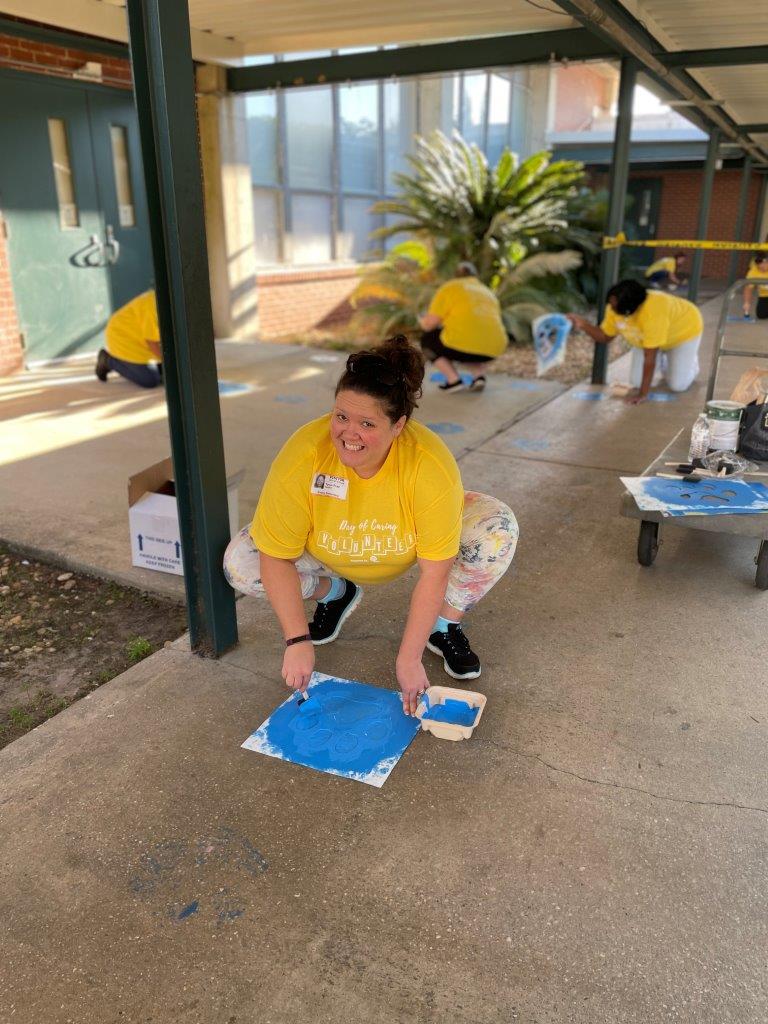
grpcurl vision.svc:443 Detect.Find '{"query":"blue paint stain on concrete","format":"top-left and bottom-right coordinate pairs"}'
top-left (571, 390), bottom-right (606, 401)
top-left (508, 380), bottom-right (544, 392)
top-left (426, 422), bottom-right (465, 435)
top-left (647, 391), bottom-right (678, 402)
top-left (178, 900), bottom-right (199, 920)
top-left (243, 675), bottom-right (420, 786)
top-left (275, 394), bottom-right (307, 404)
top-left (218, 381), bottom-right (252, 396)
top-left (512, 438), bottom-right (550, 452)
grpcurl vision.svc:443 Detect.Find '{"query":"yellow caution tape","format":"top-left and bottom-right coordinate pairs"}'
top-left (602, 231), bottom-right (762, 252)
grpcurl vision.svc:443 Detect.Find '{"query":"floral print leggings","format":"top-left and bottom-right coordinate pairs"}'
top-left (223, 490), bottom-right (518, 613)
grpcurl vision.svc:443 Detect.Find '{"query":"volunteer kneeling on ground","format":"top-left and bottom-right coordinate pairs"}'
top-left (742, 251), bottom-right (768, 320)
top-left (95, 289), bottom-right (162, 389)
top-left (223, 335), bottom-right (518, 713)
top-left (644, 252), bottom-right (686, 290)
top-left (418, 262), bottom-right (508, 393)
top-left (567, 279), bottom-right (703, 405)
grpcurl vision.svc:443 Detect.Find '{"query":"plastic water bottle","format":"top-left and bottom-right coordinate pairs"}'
top-left (688, 412), bottom-right (711, 461)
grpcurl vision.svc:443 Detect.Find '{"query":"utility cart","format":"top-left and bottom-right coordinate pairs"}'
top-left (620, 278), bottom-right (768, 589)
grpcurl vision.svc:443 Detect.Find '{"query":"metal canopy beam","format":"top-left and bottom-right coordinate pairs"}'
top-left (126, 0), bottom-right (238, 658)
top-left (658, 46), bottom-right (768, 69)
top-left (227, 28), bottom-right (616, 92)
top-left (592, 56), bottom-right (637, 385)
top-left (740, 124), bottom-right (768, 135)
top-left (688, 130), bottom-right (720, 304)
top-left (728, 156), bottom-right (753, 284)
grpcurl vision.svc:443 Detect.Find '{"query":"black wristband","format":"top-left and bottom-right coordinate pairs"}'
top-left (285, 633), bottom-right (312, 647)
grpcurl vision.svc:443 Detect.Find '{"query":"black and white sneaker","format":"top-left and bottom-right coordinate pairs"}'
top-left (438, 379), bottom-right (465, 393)
top-left (468, 375), bottom-right (486, 392)
top-left (309, 579), bottom-right (362, 645)
top-left (426, 623), bottom-right (481, 680)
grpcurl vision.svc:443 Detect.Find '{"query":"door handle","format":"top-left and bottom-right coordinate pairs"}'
top-left (82, 233), bottom-right (106, 267)
top-left (105, 224), bottom-right (120, 265)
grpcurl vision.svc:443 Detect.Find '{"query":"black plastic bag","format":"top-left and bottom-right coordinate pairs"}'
top-left (740, 401), bottom-right (768, 462)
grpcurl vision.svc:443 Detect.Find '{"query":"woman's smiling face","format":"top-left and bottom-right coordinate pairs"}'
top-left (330, 389), bottom-right (406, 478)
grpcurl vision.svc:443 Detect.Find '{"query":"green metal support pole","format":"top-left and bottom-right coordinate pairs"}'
top-left (125, 0), bottom-right (238, 657)
top-left (728, 157), bottom-right (753, 284)
top-left (754, 174), bottom-right (768, 243)
top-left (688, 129), bottom-right (720, 305)
top-left (592, 56), bottom-right (637, 385)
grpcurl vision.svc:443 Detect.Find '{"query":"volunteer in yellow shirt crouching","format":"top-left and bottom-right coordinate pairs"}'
top-left (568, 279), bottom-right (703, 404)
top-left (95, 289), bottom-right (162, 389)
top-left (742, 252), bottom-right (768, 319)
top-left (418, 262), bottom-right (508, 394)
top-left (223, 334), bottom-right (519, 713)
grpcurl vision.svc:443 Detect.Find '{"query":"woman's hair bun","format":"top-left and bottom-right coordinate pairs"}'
top-left (335, 333), bottom-right (425, 422)
top-left (377, 334), bottom-right (425, 396)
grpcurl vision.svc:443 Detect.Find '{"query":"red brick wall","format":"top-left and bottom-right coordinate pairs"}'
top-left (589, 167), bottom-right (764, 279)
top-left (0, 29), bottom-right (133, 375)
top-left (0, 31), bottom-right (131, 88)
top-left (0, 217), bottom-right (23, 377)
top-left (256, 266), bottom-right (359, 339)
top-left (553, 66), bottom-right (614, 132)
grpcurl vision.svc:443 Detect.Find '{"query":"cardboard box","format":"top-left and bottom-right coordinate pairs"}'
top-left (128, 458), bottom-right (244, 576)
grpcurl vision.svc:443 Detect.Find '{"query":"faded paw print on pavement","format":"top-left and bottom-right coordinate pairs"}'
top-left (129, 825), bottom-right (267, 924)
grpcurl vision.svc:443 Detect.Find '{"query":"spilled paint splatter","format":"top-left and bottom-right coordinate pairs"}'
top-left (511, 438), bottom-right (550, 452)
top-left (426, 422), bottom-right (465, 435)
top-left (218, 381), bottom-right (253, 397)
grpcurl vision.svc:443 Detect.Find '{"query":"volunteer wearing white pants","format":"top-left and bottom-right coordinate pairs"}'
top-left (568, 279), bottom-right (703, 405)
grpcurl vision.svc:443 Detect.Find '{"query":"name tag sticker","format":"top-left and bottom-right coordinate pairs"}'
top-left (311, 473), bottom-right (349, 500)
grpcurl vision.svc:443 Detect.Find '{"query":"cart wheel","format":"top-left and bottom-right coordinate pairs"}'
top-left (755, 541), bottom-right (768, 591)
top-left (637, 520), bottom-right (659, 567)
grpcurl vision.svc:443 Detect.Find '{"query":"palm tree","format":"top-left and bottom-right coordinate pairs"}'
top-left (352, 131), bottom-right (589, 342)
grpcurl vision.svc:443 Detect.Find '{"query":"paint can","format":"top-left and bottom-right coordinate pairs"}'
top-left (705, 400), bottom-right (744, 452)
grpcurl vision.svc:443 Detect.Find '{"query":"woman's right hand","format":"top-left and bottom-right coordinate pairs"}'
top-left (282, 641), bottom-right (315, 692)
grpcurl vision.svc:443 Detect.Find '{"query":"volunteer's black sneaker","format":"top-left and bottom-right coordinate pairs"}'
top-left (426, 623), bottom-right (481, 680)
top-left (468, 375), bottom-right (486, 393)
top-left (438, 378), bottom-right (465, 393)
top-left (95, 348), bottom-right (110, 382)
top-left (309, 579), bottom-right (362, 645)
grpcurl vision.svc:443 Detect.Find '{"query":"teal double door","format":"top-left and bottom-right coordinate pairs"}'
top-left (0, 70), bottom-right (153, 362)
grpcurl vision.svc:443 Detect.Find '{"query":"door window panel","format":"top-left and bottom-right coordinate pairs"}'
top-left (109, 125), bottom-right (136, 227)
top-left (285, 87), bottom-right (333, 189)
top-left (290, 194), bottom-right (332, 264)
top-left (47, 118), bottom-right (79, 228)
top-left (339, 83), bottom-right (379, 193)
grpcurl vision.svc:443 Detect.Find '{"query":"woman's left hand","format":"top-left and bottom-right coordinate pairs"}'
top-left (396, 656), bottom-right (430, 716)
top-left (624, 388), bottom-right (648, 405)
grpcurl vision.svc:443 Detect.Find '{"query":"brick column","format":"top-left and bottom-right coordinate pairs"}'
top-left (0, 213), bottom-right (23, 377)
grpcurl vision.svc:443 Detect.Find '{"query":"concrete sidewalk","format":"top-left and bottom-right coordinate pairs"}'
top-left (2, 298), bottom-right (768, 1024)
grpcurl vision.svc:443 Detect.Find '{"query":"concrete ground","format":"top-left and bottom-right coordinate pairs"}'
top-left (2, 298), bottom-right (768, 1023)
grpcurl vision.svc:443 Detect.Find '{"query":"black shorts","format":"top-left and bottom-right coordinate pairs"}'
top-left (756, 297), bottom-right (768, 320)
top-left (420, 328), bottom-right (495, 364)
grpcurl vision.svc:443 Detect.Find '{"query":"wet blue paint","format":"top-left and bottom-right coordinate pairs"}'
top-left (647, 391), bottom-right (677, 402)
top-left (423, 698), bottom-right (478, 728)
top-left (178, 900), bottom-right (199, 919)
top-left (275, 394), bottom-right (307, 404)
top-left (512, 437), bottom-right (550, 452)
top-left (633, 477), bottom-right (768, 516)
top-left (571, 390), bottom-right (606, 401)
top-left (218, 381), bottom-right (252, 396)
top-left (243, 675), bottom-right (420, 786)
top-left (426, 422), bottom-right (465, 435)
top-left (430, 371), bottom-right (474, 386)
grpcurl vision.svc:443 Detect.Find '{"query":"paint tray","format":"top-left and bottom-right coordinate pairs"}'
top-left (415, 685), bottom-right (486, 742)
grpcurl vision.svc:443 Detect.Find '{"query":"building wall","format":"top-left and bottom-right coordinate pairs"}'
top-left (0, 29), bottom-right (132, 375)
top-left (256, 266), bottom-right (359, 339)
top-left (552, 65), bottom-right (614, 133)
top-left (630, 168), bottom-right (763, 278)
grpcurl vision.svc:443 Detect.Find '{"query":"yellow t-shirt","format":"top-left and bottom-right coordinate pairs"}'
top-left (428, 277), bottom-right (508, 358)
top-left (250, 416), bottom-right (464, 586)
top-left (746, 262), bottom-right (768, 298)
top-left (645, 256), bottom-right (676, 278)
top-left (600, 290), bottom-right (703, 350)
top-left (105, 290), bottom-right (160, 363)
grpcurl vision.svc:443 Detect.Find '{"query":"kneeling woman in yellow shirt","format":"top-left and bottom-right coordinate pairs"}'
top-left (568, 279), bottom-right (703, 404)
top-left (223, 335), bottom-right (518, 713)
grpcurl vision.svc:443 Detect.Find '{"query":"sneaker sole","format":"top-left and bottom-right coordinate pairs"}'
top-left (425, 640), bottom-right (482, 681)
top-left (311, 587), bottom-right (363, 646)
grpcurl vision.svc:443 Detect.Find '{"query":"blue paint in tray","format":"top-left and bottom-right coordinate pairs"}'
top-left (621, 475), bottom-right (768, 517)
top-left (242, 673), bottom-right (420, 787)
top-left (422, 698), bottom-right (478, 728)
